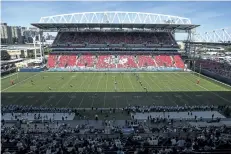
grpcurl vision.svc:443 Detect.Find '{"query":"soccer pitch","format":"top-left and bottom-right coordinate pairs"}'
top-left (1, 72), bottom-right (231, 108)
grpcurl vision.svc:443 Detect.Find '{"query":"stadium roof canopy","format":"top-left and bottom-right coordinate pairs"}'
top-left (32, 11), bottom-right (199, 31)
top-left (32, 23), bottom-right (199, 31)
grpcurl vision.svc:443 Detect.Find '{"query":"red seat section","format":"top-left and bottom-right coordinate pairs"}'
top-left (195, 59), bottom-right (231, 79)
top-left (96, 55), bottom-right (116, 68)
top-left (117, 55), bottom-right (137, 68)
top-left (173, 55), bottom-right (184, 69)
top-left (155, 55), bottom-right (173, 67)
top-left (47, 55), bottom-right (57, 68)
top-left (137, 55), bottom-right (156, 67)
top-left (67, 55), bottom-right (77, 67)
top-left (77, 55), bottom-right (94, 67)
top-left (47, 54), bottom-right (184, 69)
top-left (58, 55), bottom-right (69, 67)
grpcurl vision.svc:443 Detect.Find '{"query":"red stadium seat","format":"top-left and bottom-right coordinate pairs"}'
top-left (137, 55), bottom-right (156, 68)
top-left (155, 55), bottom-right (173, 67)
top-left (173, 55), bottom-right (184, 69)
top-left (96, 55), bottom-right (116, 68)
top-left (77, 54), bottom-right (95, 67)
top-left (117, 55), bottom-right (138, 68)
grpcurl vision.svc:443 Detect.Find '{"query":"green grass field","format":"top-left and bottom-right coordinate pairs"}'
top-left (1, 72), bottom-right (231, 108)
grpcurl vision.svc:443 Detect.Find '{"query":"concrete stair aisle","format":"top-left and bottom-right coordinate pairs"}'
top-left (94, 55), bottom-right (98, 68)
top-left (170, 55), bottom-right (177, 68)
top-left (152, 56), bottom-right (158, 67)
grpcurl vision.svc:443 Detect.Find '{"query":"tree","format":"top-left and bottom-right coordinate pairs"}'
top-left (44, 48), bottom-right (52, 55)
top-left (225, 46), bottom-right (231, 52)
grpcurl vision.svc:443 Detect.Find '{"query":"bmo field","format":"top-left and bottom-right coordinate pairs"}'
top-left (1, 72), bottom-right (231, 108)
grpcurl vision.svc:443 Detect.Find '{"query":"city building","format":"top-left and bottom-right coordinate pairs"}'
top-left (0, 23), bottom-right (13, 44)
top-left (1, 23), bottom-right (23, 44)
top-left (11, 26), bottom-right (23, 44)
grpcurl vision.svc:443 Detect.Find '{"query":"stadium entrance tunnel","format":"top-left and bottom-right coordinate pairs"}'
top-left (2, 91), bottom-right (231, 108)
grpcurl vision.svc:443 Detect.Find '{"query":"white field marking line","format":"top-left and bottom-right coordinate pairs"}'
top-left (128, 74), bottom-right (136, 92)
top-left (174, 73), bottom-right (201, 92)
top-left (103, 73), bottom-right (109, 108)
top-left (7, 94), bottom-right (25, 106)
top-left (1, 72), bottom-right (18, 79)
top-left (142, 77), bottom-right (158, 103)
top-left (146, 74), bottom-right (163, 92)
top-left (10, 73), bottom-right (49, 107)
top-left (13, 74), bottom-right (44, 106)
top-left (46, 71), bottom-right (192, 74)
top-left (40, 77), bottom-right (66, 107)
top-left (143, 74), bottom-right (164, 96)
top-left (91, 73), bottom-right (102, 107)
top-left (54, 75), bottom-right (80, 107)
top-left (78, 72), bottom-right (96, 108)
top-left (164, 73), bottom-right (197, 106)
top-left (179, 73), bottom-right (231, 104)
top-left (65, 76), bottom-right (82, 108)
top-left (193, 72), bottom-right (231, 91)
top-left (77, 75), bottom-right (89, 92)
top-left (185, 72), bottom-right (230, 98)
top-left (56, 74), bottom-right (82, 107)
top-left (170, 73), bottom-right (201, 105)
top-left (147, 74), bottom-right (177, 106)
top-left (119, 73), bottom-right (126, 92)
top-left (120, 73), bottom-right (129, 106)
top-left (2, 73), bottom-right (40, 92)
top-left (193, 71), bottom-right (231, 89)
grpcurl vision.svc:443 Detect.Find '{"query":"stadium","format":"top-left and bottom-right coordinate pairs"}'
top-left (2, 12), bottom-right (231, 108)
top-left (1, 11), bottom-right (231, 154)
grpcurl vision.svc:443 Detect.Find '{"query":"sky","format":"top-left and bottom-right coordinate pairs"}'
top-left (1, 1), bottom-right (231, 40)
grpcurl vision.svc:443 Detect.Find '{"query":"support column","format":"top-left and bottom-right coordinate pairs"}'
top-left (33, 37), bottom-right (37, 59)
top-left (38, 32), bottom-right (42, 59)
top-left (185, 30), bottom-right (192, 55)
top-left (41, 33), bottom-right (45, 64)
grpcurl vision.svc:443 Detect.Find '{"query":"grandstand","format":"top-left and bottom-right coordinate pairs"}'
top-left (46, 31), bottom-right (184, 71)
top-left (32, 12), bottom-right (198, 72)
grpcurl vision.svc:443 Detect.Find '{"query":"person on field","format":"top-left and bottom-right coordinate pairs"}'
top-left (11, 80), bottom-right (14, 85)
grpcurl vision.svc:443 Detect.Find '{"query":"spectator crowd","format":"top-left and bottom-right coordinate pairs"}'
top-left (195, 59), bottom-right (231, 80)
top-left (53, 32), bottom-right (176, 46)
top-left (2, 118), bottom-right (231, 154)
top-left (1, 105), bottom-right (231, 154)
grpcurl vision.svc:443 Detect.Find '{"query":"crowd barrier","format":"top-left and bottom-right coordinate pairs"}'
top-left (47, 67), bottom-right (183, 72)
top-left (19, 67), bottom-right (44, 72)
